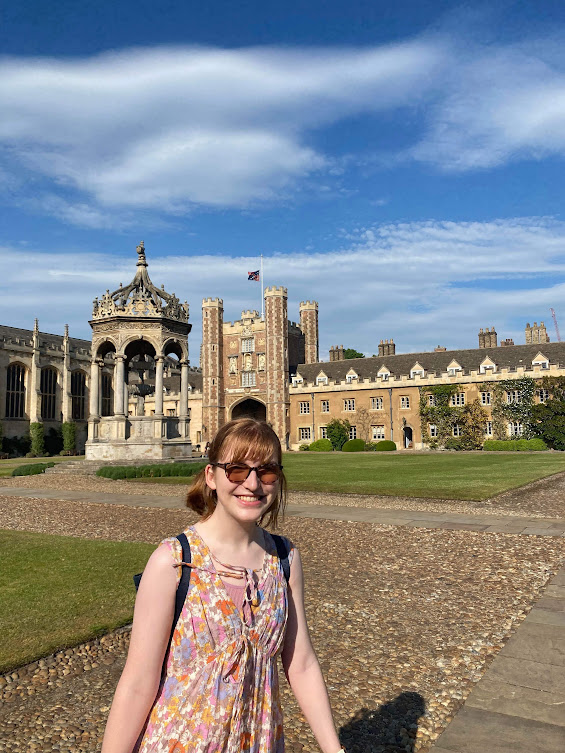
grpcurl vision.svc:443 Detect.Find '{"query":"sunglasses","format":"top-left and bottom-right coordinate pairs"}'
top-left (212, 462), bottom-right (283, 484)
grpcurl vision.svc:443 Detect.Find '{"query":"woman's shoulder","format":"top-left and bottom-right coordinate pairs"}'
top-left (263, 530), bottom-right (296, 566)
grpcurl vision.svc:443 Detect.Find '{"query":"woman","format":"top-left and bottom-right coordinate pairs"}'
top-left (101, 418), bottom-right (344, 753)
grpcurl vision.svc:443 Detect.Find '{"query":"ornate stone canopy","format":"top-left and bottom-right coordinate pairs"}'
top-left (92, 241), bottom-right (189, 323)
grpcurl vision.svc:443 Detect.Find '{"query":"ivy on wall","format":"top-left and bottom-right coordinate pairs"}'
top-left (479, 377), bottom-right (536, 439)
top-left (419, 384), bottom-right (462, 448)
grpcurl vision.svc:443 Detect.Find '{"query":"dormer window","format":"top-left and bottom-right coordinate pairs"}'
top-left (447, 360), bottom-right (462, 377)
top-left (291, 375), bottom-right (303, 386)
top-left (479, 357), bottom-right (496, 374)
top-left (316, 371), bottom-right (328, 386)
top-left (410, 362), bottom-right (425, 379)
top-left (532, 353), bottom-right (549, 370)
top-left (346, 370), bottom-right (358, 384)
top-left (378, 367), bottom-right (390, 382)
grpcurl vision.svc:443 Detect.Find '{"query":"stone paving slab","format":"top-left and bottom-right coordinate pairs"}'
top-left (432, 566), bottom-right (565, 752)
top-left (2, 487), bottom-right (565, 536)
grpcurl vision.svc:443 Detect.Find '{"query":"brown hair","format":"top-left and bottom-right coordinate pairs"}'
top-left (186, 418), bottom-right (287, 528)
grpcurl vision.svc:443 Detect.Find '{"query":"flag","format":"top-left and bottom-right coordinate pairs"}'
top-left (248, 270), bottom-right (260, 281)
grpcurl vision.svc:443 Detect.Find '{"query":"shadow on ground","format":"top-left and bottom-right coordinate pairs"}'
top-left (339, 692), bottom-right (426, 753)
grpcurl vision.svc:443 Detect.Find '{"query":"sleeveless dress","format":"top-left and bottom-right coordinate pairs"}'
top-left (137, 526), bottom-right (294, 753)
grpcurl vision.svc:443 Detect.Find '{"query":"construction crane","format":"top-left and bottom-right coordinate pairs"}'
top-left (550, 308), bottom-right (562, 342)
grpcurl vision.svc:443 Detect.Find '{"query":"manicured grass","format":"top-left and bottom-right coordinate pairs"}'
top-left (0, 529), bottom-right (153, 672)
top-left (127, 452), bottom-right (565, 501)
top-left (281, 452), bottom-right (565, 500)
top-left (0, 455), bottom-right (85, 478)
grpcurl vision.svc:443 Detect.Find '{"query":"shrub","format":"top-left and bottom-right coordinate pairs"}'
top-left (375, 440), bottom-right (396, 452)
top-left (96, 461), bottom-right (207, 480)
top-left (308, 438), bottom-right (333, 452)
top-left (30, 423), bottom-right (45, 457)
top-left (61, 422), bottom-right (77, 453)
top-left (364, 442), bottom-right (378, 451)
top-left (2, 435), bottom-right (31, 457)
top-left (525, 437), bottom-right (548, 451)
top-left (12, 462), bottom-right (55, 477)
top-left (342, 439), bottom-right (366, 452)
top-left (444, 438), bottom-right (464, 451)
top-left (299, 444), bottom-right (309, 451)
top-left (325, 418), bottom-right (351, 451)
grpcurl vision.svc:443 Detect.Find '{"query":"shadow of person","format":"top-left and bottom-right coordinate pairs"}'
top-left (339, 691), bottom-right (426, 753)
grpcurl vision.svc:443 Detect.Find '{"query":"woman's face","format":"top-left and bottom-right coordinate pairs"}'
top-left (205, 455), bottom-right (280, 525)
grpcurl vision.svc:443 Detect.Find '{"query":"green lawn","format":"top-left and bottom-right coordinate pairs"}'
top-left (281, 452), bottom-right (565, 500)
top-left (126, 452), bottom-right (565, 501)
top-left (0, 455), bottom-right (85, 477)
top-left (0, 530), bottom-right (153, 672)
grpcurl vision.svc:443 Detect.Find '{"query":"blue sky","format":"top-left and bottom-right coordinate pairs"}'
top-left (1, 1), bottom-right (565, 363)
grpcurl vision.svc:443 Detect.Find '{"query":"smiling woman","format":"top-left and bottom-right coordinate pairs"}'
top-left (101, 418), bottom-right (345, 753)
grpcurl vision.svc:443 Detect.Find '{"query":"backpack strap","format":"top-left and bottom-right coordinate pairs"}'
top-left (170, 532), bottom-right (191, 640)
top-left (271, 533), bottom-right (291, 584)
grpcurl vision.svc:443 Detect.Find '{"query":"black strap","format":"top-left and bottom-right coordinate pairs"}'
top-left (170, 532), bottom-right (191, 641)
top-left (271, 534), bottom-right (291, 584)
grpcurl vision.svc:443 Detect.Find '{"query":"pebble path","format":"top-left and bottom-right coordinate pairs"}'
top-left (1, 476), bottom-right (565, 753)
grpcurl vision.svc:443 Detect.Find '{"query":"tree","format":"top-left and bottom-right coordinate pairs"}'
top-left (325, 418), bottom-right (351, 451)
top-left (532, 377), bottom-right (565, 450)
top-left (344, 348), bottom-right (364, 359)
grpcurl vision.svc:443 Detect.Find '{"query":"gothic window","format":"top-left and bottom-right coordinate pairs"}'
top-left (429, 424), bottom-right (438, 438)
top-left (299, 427), bottom-right (311, 441)
top-left (40, 367), bottom-right (57, 420)
top-left (6, 363), bottom-right (26, 418)
top-left (508, 421), bottom-right (524, 436)
top-left (71, 371), bottom-right (87, 420)
top-left (371, 397), bottom-right (383, 410)
top-left (400, 396), bottom-right (410, 409)
top-left (242, 338), bottom-right (255, 353)
top-left (241, 372), bottom-right (256, 387)
top-left (452, 424), bottom-right (463, 437)
top-left (299, 401), bottom-right (310, 414)
top-left (506, 390), bottom-right (521, 404)
top-left (321, 400), bottom-right (330, 413)
top-left (320, 427), bottom-right (327, 439)
top-left (481, 392), bottom-right (491, 406)
top-left (101, 373), bottom-right (113, 416)
top-left (485, 421), bottom-right (493, 436)
top-left (343, 398), bottom-right (355, 411)
top-left (428, 395), bottom-right (436, 407)
top-left (450, 392), bottom-right (466, 406)
top-left (537, 389), bottom-right (550, 403)
top-left (349, 426), bottom-right (357, 440)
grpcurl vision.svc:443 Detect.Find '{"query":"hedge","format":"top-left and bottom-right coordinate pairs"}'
top-left (342, 439), bottom-right (366, 452)
top-left (30, 423), bottom-right (45, 457)
top-left (308, 438), bottom-right (333, 452)
top-left (96, 461), bottom-right (207, 480)
top-left (483, 438), bottom-right (548, 452)
top-left (12, 462), bottom-right (55, 477)
top-left (374, 440), bottom-right (396, 452)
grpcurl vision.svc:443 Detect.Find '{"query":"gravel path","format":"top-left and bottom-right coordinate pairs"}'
top-left (1, 479), bottom-right (565, 752)
top-left (3, 469), bottom-right (565, 518)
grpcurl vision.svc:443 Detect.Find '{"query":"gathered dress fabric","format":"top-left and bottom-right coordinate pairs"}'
top-left (136, 526), bottom-right (294, 753)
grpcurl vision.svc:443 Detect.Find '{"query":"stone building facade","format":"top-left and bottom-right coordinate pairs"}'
top-left (200, 290), bottom-right (319, 447)
top-left (2, 255), bottom-right (565, 457)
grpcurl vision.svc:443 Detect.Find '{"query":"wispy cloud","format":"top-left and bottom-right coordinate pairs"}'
top-left (2, 218), bottom-right (564, 359)
top-left (0, 42), bottom-right (443, 221)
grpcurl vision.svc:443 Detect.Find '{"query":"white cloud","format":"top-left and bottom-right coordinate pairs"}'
top-left (0, 42), bottom-right (443, 217)
top-left (2, 218), bottom-right (564, 361)
top-left (411, 41), bottom-right (565, 170)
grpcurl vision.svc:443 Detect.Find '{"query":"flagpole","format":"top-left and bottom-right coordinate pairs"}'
top-left (261, 254), bottom-right (264, 319)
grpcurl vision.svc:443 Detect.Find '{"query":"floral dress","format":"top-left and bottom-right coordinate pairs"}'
top-left (136, 526), bottom-right (294, 753)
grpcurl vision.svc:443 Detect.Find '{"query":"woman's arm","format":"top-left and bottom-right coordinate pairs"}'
top-left (281, 548), bottom-right (343, 753)
top-left (101, 544), bottom-right (178, 753)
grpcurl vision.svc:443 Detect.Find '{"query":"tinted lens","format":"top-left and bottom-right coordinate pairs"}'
top-left (257, 465), bottom-right (280, 483)
top-left (225, 464), bottom-right (251, 482)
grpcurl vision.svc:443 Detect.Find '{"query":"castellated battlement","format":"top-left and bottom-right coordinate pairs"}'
top-left (264, 286), bottom-right (288, 297)
top-left (299, 300), bottom-right (318, 309)
top-left (241, 310), bottom-right (260, 319)
top-left (202, 297), bottom-right (224, 307)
